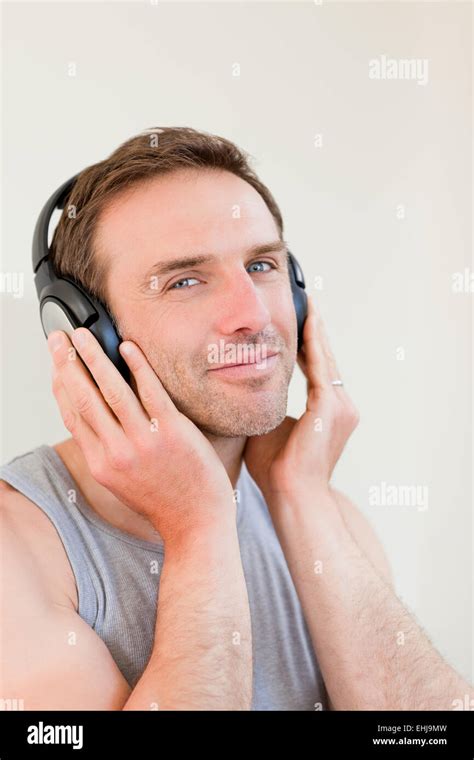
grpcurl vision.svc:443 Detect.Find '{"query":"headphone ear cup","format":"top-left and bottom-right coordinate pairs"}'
top-left (33, 174), bottom-right (131, 386)
top-left (85, 296), bottom-right (131, 386)
top-left (287, 252), bottom-right (308, 352)
top-left (36, 261), bottom-right (131, 386)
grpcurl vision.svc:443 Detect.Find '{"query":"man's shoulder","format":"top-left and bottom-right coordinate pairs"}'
top-left (0, 477), bottom-right (78, 610)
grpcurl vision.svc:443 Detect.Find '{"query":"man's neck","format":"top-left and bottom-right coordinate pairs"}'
top-left (53, 434), bottom-right (247, 544)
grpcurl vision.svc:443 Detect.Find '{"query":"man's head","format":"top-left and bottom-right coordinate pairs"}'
top-left (51, 127), bottom-right (297, 437)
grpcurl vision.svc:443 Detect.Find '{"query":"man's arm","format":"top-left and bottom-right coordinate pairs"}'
top-left (325, 488), bottom-right (392, 711)
top-left (267, 483), bottom-right (473, 711)
top-left (331, 487), bottom-right (393, 586)
top-left (1, 483), bottom-right (252, 711)
top-left (122, 513), bottom-right (252, 711)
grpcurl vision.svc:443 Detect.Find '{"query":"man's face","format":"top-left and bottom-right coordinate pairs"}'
top-left (99, 168), bottom-right (297, 437)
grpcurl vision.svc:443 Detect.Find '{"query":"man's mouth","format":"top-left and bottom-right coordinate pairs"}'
top-left (207, 351), bottom-right (280, 379)
top-left (208, 350), bottom-right (280, 370)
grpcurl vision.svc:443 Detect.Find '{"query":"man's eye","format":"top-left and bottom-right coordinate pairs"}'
top-left (167, 261), bottom-right (277, 291)
top-left (169, 277), bottom-right (200, 290)
top-left (247, 260), bottom-right (277, 273)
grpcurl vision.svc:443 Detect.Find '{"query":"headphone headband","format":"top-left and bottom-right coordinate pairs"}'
top-left (32, 174), bottom-right (79, 274)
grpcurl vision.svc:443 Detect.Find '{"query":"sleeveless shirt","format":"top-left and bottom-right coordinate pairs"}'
top-left (0, 444), bottom-right (328, 710)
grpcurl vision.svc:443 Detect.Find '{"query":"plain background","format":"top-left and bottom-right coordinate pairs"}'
top-left (1, 1), bottom-right (472, 686)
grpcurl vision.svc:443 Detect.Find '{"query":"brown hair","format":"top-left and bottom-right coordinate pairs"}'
top-left (50, 126), bottom-right (284, 328)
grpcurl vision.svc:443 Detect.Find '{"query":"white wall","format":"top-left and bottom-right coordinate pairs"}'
top-left (1, 1), bottom-right (472, 685)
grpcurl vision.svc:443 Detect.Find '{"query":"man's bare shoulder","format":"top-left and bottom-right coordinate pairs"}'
top-left (0, 478), bottom-right (78, 610)
top-left (0, 479), bottom-right (132, 709)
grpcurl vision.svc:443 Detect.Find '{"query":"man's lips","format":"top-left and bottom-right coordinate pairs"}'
top-left (207, 351), bottom-right (280, 371)
top-left (206, 352), bottom-right (280, 381)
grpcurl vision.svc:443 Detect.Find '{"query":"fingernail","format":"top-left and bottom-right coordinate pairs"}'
top-left (73, 329), bottom-right (87, 348)
top-left (48, 332), bottom-right (64, 352)
top-left (120, 342), bottom-right (133, 356)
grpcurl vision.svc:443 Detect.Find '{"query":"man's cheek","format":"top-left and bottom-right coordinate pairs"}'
top-left (278, 308), bottom-right (297, 349)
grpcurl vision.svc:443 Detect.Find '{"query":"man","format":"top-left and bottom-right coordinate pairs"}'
top-left (0, 127), bottom-right (471, 710)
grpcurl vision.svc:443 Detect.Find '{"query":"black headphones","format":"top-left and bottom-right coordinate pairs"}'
top-left (32, 174), bottom-right (308, 387)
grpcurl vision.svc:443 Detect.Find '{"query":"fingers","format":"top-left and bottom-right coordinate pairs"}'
top-left (68, 328), bottom-right (152, 439)
top-left (301, 297), bottom-right (353, 408)
top-left (118, 340), bottom-right (177, 418)
top-left (48, 330), bottom-right (132, 447)
top-left (51, 367), bottom-right (103, 463)
top-left (300, 296), bottom-right (331, 389)
top-left (311, 298), bottom-right (342, 384)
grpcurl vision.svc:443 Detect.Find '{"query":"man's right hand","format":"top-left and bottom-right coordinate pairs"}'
top-left (48, 327), bottom-right (234, 545)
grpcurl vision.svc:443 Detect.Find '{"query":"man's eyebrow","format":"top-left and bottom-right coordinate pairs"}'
top-left (138, 239), bottom-right (289, 290)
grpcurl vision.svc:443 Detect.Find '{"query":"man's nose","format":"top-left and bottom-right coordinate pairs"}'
top-left (215, 269), bottom-right (272, 340)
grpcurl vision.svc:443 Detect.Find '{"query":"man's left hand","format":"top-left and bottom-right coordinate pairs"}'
top-left (243, 296), bottom-right (360, 498)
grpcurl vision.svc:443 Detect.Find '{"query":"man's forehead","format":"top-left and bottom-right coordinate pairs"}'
top-left (97, 173), bottom-right (279, 271)
top-left (99, 168), bottom-right (269, 229)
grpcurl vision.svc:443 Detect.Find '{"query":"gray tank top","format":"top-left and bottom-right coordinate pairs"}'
top-left (0, 444), bottom-right (328, 710)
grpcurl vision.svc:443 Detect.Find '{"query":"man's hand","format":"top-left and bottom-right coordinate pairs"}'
top-left (48, 328), bottom-right (234, 544)
top-left (244, 296), bottom-right (360, 497)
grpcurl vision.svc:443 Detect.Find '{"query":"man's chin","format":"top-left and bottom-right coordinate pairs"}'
top-left (169, 370), bottom-right (292, 438)
top-left (195, 405), bottom-right (288, 438)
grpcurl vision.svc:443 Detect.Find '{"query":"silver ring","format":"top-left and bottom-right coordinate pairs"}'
top-left (331, 380), bottom-right (344, 387)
